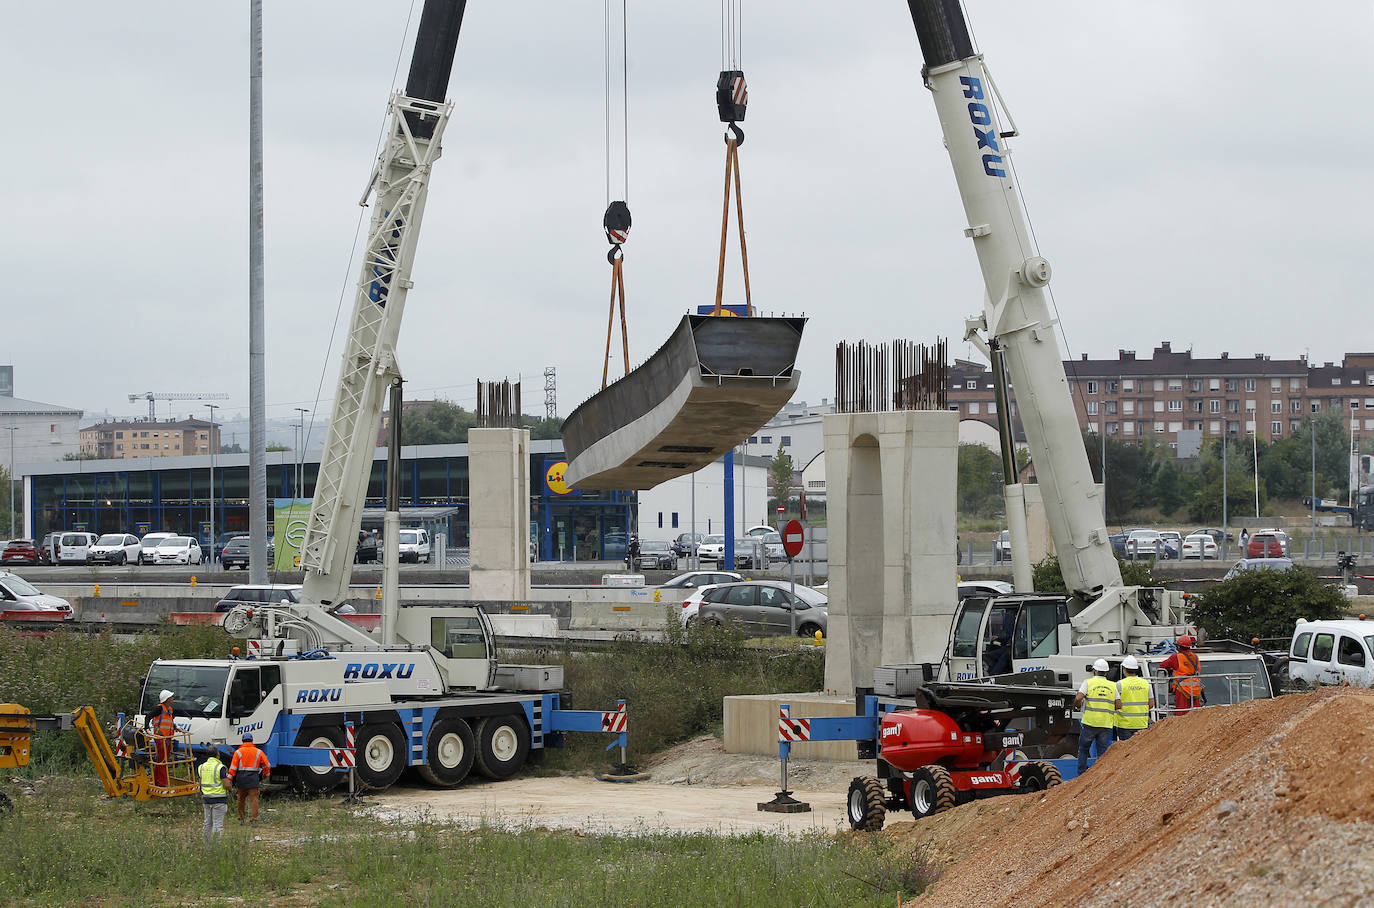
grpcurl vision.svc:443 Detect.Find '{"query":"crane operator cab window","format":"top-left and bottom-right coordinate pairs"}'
top-left (432, 615), bottom-right (487, 660)
top-left (228, 665), bottom-right (281, 719)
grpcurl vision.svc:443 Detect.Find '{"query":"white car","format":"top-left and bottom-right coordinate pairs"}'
top-left (54, 531), bottom-right (99, 565)
top-left (1181, 533), bottom-right (1219, 560)
top-left (1158, 531), bottom-right (1183, 560)
top-left (88, 533), bottom-right (143, 566)
top-left (153, 536), bottom-right (203, 565)
top-left (0, 571), bottom-right (74, 617)
top-left (696, 534), bottom-right (727, 563)
top-left (138, 533), bottom-right (175, 564)
top-left (1290, 618), bottom-right (1374, 687)
top-left (659, 570), bottom-right (743, 590)
top-left (397, 528), bottom-right (431, 563)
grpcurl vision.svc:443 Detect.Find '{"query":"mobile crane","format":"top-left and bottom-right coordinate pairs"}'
top-left (126, 0), bottom-right (628, 794)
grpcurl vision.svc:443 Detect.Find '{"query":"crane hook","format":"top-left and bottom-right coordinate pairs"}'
top-left (725, 122), bottom-right (744, 147)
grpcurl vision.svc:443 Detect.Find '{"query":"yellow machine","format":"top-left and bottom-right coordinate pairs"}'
top-left (0, 703), bottom-right (200, 803)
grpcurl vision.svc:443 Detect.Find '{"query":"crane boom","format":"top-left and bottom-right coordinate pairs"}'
top-left (298, 0), bottom-right (467, 608)
top-left (906, 0), bottom-right (1120, 601)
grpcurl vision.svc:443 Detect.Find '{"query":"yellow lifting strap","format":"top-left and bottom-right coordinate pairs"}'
top-left (712, 132), bottom-right (753, 317)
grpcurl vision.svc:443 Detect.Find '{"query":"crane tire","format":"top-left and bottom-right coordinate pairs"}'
top-left (1017, 761), bottom-right (1062, 792)
top-left (846, 776), bottom-right (886, 831)
top-left (472, 715), bottom-right (530, 780)
top-left (417, 717), bottom-right (476, 788)
top-left (355, 723), bottom-right (407, 791)
top-left (291, 727), bottom-right (344, 794)
top-left (909, 766), bottom-right (957, 818)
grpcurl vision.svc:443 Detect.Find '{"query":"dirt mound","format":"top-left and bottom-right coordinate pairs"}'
top-left (892, 687), bottom-right (1374, 907)
top-left (644, 733), bottom-right (872, 789)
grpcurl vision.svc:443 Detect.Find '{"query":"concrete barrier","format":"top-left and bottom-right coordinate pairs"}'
top-left (723, 692), bottom-right (859, 761)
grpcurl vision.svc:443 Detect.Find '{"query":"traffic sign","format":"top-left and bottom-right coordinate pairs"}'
top-left (782, 519), bottom-right (805, 558)
top-left (776, 504), bottom-right (784, 514)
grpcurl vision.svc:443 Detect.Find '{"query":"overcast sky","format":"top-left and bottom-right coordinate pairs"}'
top-left (6, 2), bottom-right (1372, 441)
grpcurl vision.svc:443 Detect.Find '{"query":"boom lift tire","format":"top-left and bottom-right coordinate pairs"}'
top-left (908, 766), bottom-right (956, 818)
top-left (291, 727), bottom-right (344, 793)
top-left (846, 776), bottom-right (887, 831)
top-left (417, 717), bottom-right (476, 787)
top-left (472, 714), bottom-right (530, 780)
top-left (1016, 761), bottom-right (1062, 793)
top-left (355, 723), bottom-right (407, 791)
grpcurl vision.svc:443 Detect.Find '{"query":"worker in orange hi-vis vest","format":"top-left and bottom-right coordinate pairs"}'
top-left (148, 689), bottom-right (177, 787)
top-left (227, 733), bottom-right (272, 824)
top-left (1159, 634), bottom-right (1204, 714)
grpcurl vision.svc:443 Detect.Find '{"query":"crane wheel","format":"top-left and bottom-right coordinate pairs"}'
top-left (909, 766), bottom-right (957, 818)
top-left (417, 717), bottom-right (476, 788)
top-left (291, 727), bottom-right (344, 794)
top-left (1016, 761), bottom-right (1062, 792)
top-left (472, 715), bottom-right (530, 780)
top-left (846, 776), bottom-right (886, 831)
top-left (355, 723), bottom-right (407, 791)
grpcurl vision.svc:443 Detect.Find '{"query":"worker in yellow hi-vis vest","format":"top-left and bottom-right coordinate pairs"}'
top-left (1074, 658), bottom-right (1120, 775)
top-left (1114, 655), bottom-right (1155, 741)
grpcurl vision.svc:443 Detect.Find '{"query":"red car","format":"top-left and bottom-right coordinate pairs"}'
top-left (1, 539), bottom-right (44, 565)
top-left (1246, 532), bottom-right (1287, 559)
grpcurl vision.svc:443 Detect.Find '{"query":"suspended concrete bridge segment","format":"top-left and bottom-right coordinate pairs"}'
top-left (561, 314), bottom-right (805, 490)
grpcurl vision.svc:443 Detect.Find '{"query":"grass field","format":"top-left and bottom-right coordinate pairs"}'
top-left (0, 777), bottom-right (935, 906)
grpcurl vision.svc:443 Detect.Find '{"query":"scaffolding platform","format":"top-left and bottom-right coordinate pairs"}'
top-left (562, 314), bottom-right (805, 490)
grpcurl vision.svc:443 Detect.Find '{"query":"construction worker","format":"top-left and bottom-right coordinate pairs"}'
top-left (1074, 658), bottom-right (1120, 775)
top-left (1160, 634), bottom-right (1204, 714)
top-left (1114, 655), bottom-right (1155, 740)
top-left (227, 733), bottom-right (271, 824)
top-left (199, 749), bottom-right (230, 845)
top-left (149, 689), bottom-right (177, 787)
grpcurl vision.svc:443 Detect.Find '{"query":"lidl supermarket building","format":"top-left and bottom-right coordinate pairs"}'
top-left (18, 441), bottom-right (635, 562)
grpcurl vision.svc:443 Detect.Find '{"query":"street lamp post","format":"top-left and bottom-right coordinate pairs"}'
top-left (1249, 408), bottom-right (1260, 519)
top-left (207, 404), bottom-right (219, 563)
top-left (6, 426), bottom-right (17, 538)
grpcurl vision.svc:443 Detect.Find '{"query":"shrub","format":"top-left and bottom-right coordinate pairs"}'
top-left (1032, 556), bottom-right (1157, 593)
top-left (1188, 567), bottom-right (1348, 641)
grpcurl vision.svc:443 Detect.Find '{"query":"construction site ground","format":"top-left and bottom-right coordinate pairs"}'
top-left (364, 688), bottom-right (1374, 906)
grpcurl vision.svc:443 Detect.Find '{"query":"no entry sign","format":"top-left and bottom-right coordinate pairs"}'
top-left (782, 519), bottom-right (805, 559)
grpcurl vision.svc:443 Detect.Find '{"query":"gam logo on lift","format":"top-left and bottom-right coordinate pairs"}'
top-left (958, 76), bottom-right (1006, 179)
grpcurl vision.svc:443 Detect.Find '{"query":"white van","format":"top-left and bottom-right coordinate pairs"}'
top-left (1289, 618), bottom-right (1374, 687)
top-left (397, 528), bottom-right (431, 563)
top-left (54, 531), bottom-right (99, 565)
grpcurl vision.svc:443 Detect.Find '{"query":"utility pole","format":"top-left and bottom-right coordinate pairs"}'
top-left (207, 403), bottom-right (219, 563)
top-left (247, 0), bottom-right (268, 584)
top-left (1250, 409), bottom-right (1260, 519)
top-left (6, 426), bottom-right (16, 538)
top-left (1311, 415), bottom-right (1317, 533)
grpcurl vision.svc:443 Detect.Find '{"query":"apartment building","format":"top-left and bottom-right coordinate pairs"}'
top-left (80, 418), bottom-right (220, 459)
top-left (948, 343), bottom-right (1374, 449)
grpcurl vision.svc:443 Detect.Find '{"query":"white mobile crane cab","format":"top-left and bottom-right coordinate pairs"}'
top-left (904, 0), bottom-right (1271, 703)
top-left (131, 0), bottom-right (628, 791)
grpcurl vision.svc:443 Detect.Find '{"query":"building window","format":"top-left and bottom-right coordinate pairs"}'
top-left (1245, 420), bottom-right (1256, 433)
top-left (966, 380), bottom-right (977, 390)
top-left (1153, 400), bottom-right (1164, 413)
top-left (1334, 378), bottom-right (1343, 386)
top-left (1087, 401), bottom-right (1098, 416)
top-left (1191, 400), bottom-right (1203, 413)
top-left (1209, 400), bottom-right (1220, 413)
top-left (1311, 401), bottom-right (1321, 413)
top-left (1227, 400), bottom-right (1239, 413)
top-left (1168, 421), bottom-right (1182, 432)
top-left (1291, 378), bottom-right (1302, 391)
top-left (1245, 379), bottom-right (1256, 392)
top-left (988, 402), bottom-right (997, 414)
top-left (1210, 420), bottom-right (1221, 433)
top-left (1087, 422), bottom-right (1099, 435)
top-left (1352, 401), bottom-right (1362, 411)
top-left (781, 436), bottom-right (791, 446)
top-left (1271, 401), bottom-right (1282, 414)
top-left (1271, 421), bottom-right (1282, 436)
top-left (969, 402), bottom-right (980, 415)
top-left (1190, 420), bottom-right (1203, 430)
top-left (116, 431), bottom-right (123, 439)
top-left (1168, 379), bottom-right (1182, 391)
top-left (657, 512), bottom-right (663, 529)
top-left (761, 436), bottom-right (771, 444)
top-left (1123, 400), bottom-right (1135, 415)
top-left (748, 436), bottom-right (758, 445)
top-left (1210, 378), bottom-right (1221, 391)
top-left (1290, 400), bottom-right (1301, 413)
top-left (1191, 379), bottom-right (1202, 392)
top-left (1153, 379), bottom-right (1164, 392)
top-left (1168, 400), bottom-right (1182, 412)
top-left (1106, 401), bottom-right (1117, 415)
top-left (1291, 420), bottom-right (1301, 434)
top-left (1107, 422), bottom-right (1119, 435)
top-left (1122, 379), bottom-right (1134, 392)
top-left (1087, 381), bottom-right (1098, 394)
top-left (1107, 380), bottom-right (1118, 393)
top-left (1226, 379), bottom-right (1238, 392)
top-left (671, 512), bottom-right (679, 529)
top-left (1367, 419), bottom-right (1374, 431)
top-left (1271, 379), bottom-right (1282, 392)
top-left (1153, 422), bottom-right (1165, 433)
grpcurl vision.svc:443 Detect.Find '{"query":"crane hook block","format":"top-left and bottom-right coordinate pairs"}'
top-left (716, 70), bottom-right (747, 124)
top-left (603, 201), bottom-right (632, 245)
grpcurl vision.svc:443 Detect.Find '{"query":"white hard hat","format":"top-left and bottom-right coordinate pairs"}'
top-left (1093, 658), bottom-right (1110, 673)
top-left (1122, 655), bottom-right (1140, 671)
top-left (159, 689), bottom-right (174, 702)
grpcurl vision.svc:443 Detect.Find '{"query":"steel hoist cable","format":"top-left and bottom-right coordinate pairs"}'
top-left (712, 0), bottom-right (751, 316)
top-left (601, 0), bottom-right (631, 389)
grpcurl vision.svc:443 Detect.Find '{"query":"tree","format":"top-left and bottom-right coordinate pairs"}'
top-left (1032, 556), bottom-right (1157, 593)
top-left (1152, 461), bottom-right (1185, 517)
top-left (1189, 567), bottom-right (1347, 641)
top-left (1186, 437), bottom-right (1267, 522)
top-left (401, 400), bottom-right (477, 445)
top-left (220, 443), bottom-right (245, 454)
top-left (769, 444), bottom-right (794, 511)
top-left (522, 416), bottom-right (564, 441)
top-left (266, 443), bottom-right (290, 452)
top-left (958, 443), bottom-right (1007, 519)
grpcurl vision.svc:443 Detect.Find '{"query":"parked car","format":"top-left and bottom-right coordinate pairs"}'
top-left (696, 580), bottom-right (828, 637)
top-left (745, 525), bottom-right (776, 538)
top-left (1190, 527), bottom-right (1234, 548)
top-left (732, 538), bottom-right (766, 570)
top-left (659, 570), bottom-right (743, 591)
top-left (214, 584), bottom-right (303, 612)
top-left (1108, 534), bottom-right (1128, 557)
top-left (396, 528), bottom-right (431, 564)
top-left (1181, 533), bottom-right (1219, 560)
top-left (138, 532), bottom-right (176, 564)
top-left (760, 531), bottom-right (786, 564)
top-left (1157, 531), bottom-right (1183, 560)
top-left (696, 534), bottom-right (727, 563)
top-left (1, 539), bottom-right (43, 565)
top-left (219, 536), bottom-right (252, 570)
top-left (1290, 618), bottom-right (1374, 687)
top-left (0, 571), bottom-right (73, 617)
top-left (1221, 557), bottom-right (1294, 581)
top-left (53, 531), bottom-right (99, 566)
top-left (1124, 529), bottom-right (1164, 559)
top-left (1247, 531), bottom-right (1288, 559)
top-left (671, 533), bottom-right (704, 559)
top-left (633, 539), bottom-right (676, 571)
top-left (957, 580), bottom-right (1014, 601)
top-left (88, 533), bottom-right (142, 566)
top-left (993, 530), bottom-right (1011, 563)
top-left (153, 536), bottom-right (202, 565)
top-left (212, 532), bottom-right (243, 562)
